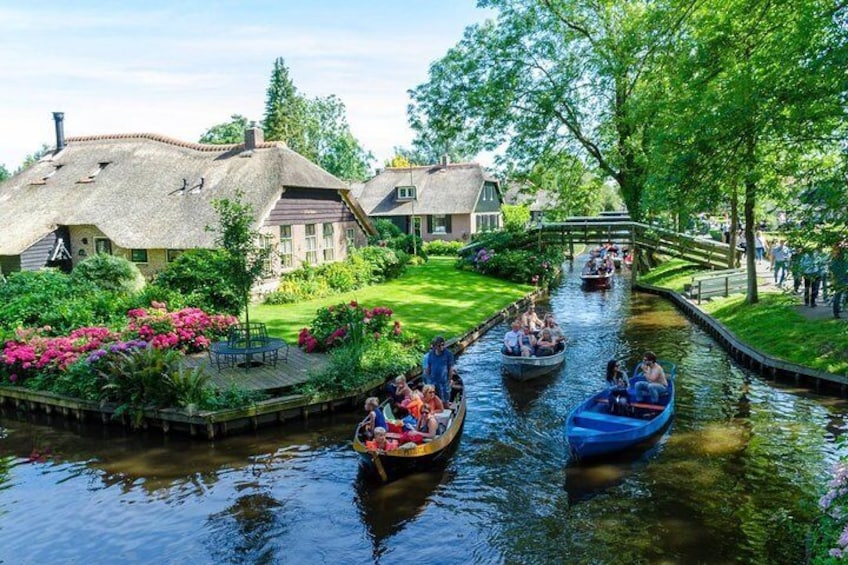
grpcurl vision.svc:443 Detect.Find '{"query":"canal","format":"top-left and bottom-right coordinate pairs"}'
top-left (1, 259), bottom-right (846, 563)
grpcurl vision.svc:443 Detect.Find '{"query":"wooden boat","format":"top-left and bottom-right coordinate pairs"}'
top-left (501, 346), bottom-right (566, 381)
top-left (580, 271), bottom-right (613, 290)
top-left (566, 361), bottom-right (676, 459)
top-left (353, 384), bottom-right (466, 483)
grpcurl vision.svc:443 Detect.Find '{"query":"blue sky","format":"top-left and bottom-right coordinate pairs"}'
top-left (0, 1), bottom-right (492, 171)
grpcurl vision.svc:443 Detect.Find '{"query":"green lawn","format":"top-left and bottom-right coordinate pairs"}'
top-left (251, 257), bottom-right (534, 345)
top-left (701, 293), bottom-right (848, 375)
top-left (637, 258), bottom-right (704, 292)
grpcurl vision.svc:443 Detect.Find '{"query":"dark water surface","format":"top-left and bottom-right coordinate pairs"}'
top-left (2, 260), bottom-right (846, 564)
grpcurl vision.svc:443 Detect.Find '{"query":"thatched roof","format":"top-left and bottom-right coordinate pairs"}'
top-left (0, 134), bottom-right (360, 255)
top-left (357, 163), bottom-right (497, 216)
top-left (502, 181), bottom-right (556, 212)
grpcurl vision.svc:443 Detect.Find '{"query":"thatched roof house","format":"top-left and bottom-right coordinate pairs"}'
top-left (0, 114), bottom-right (375, 277)
top-left (356, 157), bottom-right (502, 242)
top-left (502, 181), bottom-right (558, 223)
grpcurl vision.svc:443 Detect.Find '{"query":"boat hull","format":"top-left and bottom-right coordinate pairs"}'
top-left (501, 348), bottom-right (566, 381)
top-left (353, 390), bottom-right (467, 482)
top-left (566, 363), bottom-right (676, 459)
top-left (580, 273), bottom-right (613, 290)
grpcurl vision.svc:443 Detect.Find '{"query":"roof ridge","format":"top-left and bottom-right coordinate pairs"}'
top-left (65, 133), bottom-right (286, 153)
top-left (384, 162), bottom-right (480, 171)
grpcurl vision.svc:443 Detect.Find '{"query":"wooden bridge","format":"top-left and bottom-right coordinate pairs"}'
top-left (536, 212), bottom-right (737, 271)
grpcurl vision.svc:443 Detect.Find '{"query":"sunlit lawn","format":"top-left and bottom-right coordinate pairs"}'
top-left (252, 257), bottom-right (534, 345)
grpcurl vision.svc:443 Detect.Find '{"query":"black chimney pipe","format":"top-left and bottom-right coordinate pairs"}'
top-left (52, 112), bottom-right (65, 151)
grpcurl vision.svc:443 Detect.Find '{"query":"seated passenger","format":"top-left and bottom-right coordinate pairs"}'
top-left (422, 384), bottom-right (444, 413)
top-left (520, 305), bottom-right (544, 333)
top-left (606, 359), bottom-right (631, 415)
top-left (502, 320), bottom-right (523, 356)
top-left (518, 325), bottom-right (536, 357)
top-left (534, 328), bottom-right (556, 356)
top-left (365, 427), bottom-right (398, 452)
top-left (449, 368), bottom-right (464, 404)
top-left (410, 406), bottom-right (439, 440)
top-left (391, 375), bottom-right (413, 404)
top-left (363, 396), bottom-right (387, 439)
top-left (635, 352), bottom-right (668, 404)
top-left (543, 314), bottom-right (567, 351)
top-left (402, 388), bottom-right (424, 420)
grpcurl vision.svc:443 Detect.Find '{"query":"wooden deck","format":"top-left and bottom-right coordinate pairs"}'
top-left (184, 346), bottom-right (329, 393)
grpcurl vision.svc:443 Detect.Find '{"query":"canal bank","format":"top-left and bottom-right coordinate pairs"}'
top-left (0, 287), bottom-right (547, 438)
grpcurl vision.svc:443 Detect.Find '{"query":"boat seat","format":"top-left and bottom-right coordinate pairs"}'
top-left (596, 398), bottom-right (665, 411)
top-left (574, 411), bottom-right (643, 426)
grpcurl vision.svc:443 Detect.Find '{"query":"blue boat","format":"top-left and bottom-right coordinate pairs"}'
top-left (566, 361), bottom-right (676, 459)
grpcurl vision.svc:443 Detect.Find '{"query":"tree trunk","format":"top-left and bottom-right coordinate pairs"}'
top-left (744, 179), bottom-right (759, 304)
top-left (728, 188), bottom-right (739, 268)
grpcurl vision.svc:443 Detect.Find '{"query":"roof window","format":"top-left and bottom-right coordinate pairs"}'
top-left (30, 164), bottom-right (63, 185)
top-left (396, 185), bottom-right (416, 201)
top-left (77, 162), bottom-right (110, 184)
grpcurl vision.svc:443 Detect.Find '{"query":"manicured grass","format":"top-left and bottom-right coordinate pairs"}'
top-left (637, 258), bottom-right (705, 293)
top-left (700, 293), bottom-right (848, 375)
top-left (251, 257), bottom-right (535, 345)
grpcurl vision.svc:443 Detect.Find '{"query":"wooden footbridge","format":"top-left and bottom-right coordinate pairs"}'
top-left (536, 211), bottom-right (738, 271)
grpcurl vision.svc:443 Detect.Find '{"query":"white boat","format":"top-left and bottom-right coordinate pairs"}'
top-left (501, 347), bottom-right (566, 381)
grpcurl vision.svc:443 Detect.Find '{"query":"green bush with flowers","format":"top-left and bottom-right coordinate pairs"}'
top-left (456, 231), bottom-right (564, 287)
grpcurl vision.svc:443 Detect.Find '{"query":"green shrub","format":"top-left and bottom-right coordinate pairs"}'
top-left (200, 384), bottom-right (268, 411)
top-left (165, 366), bottom-right (210, 409)
top-left (71, 254), bottom-right (145, 294)
top-left (422, 240), bottom-right (464, 256)
top-left (98, 347), bottom-right (183, 424)
top-left (502, 204), bottom-right (530, 232)
top-left (322, 261), bottom-right (357, 292)
top-left (151, 249), bottom-right (241, 314)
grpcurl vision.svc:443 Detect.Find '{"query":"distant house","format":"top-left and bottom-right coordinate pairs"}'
top-left (356, 157), bottom-right (502, 242)
top-left (0, 113), bottom-right (375, 279)
top-left (502, 181), bottom-right (557, 224)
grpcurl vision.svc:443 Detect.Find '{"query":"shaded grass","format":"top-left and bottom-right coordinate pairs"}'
top-left (251, 257), bottom-right (534, 345)
top-left (701, 293), bottom-right (847, 374)
top-left (637, 258), bottom-right (705, 293)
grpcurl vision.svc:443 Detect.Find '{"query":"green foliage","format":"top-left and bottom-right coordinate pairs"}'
top-left (356, 246), bottom-right (409, 282)
top-left (199, 114), bottom-right (257, 145)
top-left (14, 144), bottom-right (51, 174)
top-left (151, 249), bottom-right (241, 314)
top-left (261, 58), bottom-right (373, 180)
top-left (26, 359), bottom-right (103, 401)
top-left (458, 231), bottom-right (563, 287)
top-left (0, 269), bottom-right (128, 337)
top-left (98, 347), bottom-right (183, 424)
top-left (638, 259), bottom-right (704, 293)
top-left (165, 366), bottom-right (210, 408)
top-left (372, 219), bottom-right (403, 239)
top-left (199, 384), bottom-right (268, 411)
top-left (0, 163), bottom-right (9, 182)
top-left (501, 204), bottom-right (530, 232)
top-left (421, 240), bottom-right (464, 256)
top-left (71, 253), bottom-right (145, 293)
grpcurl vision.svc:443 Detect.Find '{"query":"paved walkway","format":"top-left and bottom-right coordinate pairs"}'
top-left (751, 261), bottom-right (842, 322)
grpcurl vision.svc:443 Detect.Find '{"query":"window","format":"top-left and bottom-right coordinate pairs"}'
top-left (323, 223), bottom-right (334, 262)
top-left (167, 249), bottom-right (182, 262)
top-left (258, 234), bottom-right (274, 276)
top-left (428, 215), bottom-right (451, 234)
top-left (94, 238), bottom-right (112, 255)
top-left (482, 184), bottom-right (496, 202)
top-left (396, 185), bottom-right (416, 200)
top-left (476, 214), bottom-right (500, 232)
top-left (279, 225), bottom-right (293, 267)
top-left (78, 162), bottom-right (110, 184)
top-left (346, 228), bottom-right (356, 249)
top-left (130, 249), bottom-right (148, 263)
top-left (305, 224), bottom-right (317, 264)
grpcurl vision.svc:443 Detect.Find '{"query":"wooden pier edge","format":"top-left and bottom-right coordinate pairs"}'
top-left (0, 287), bottom-right (550, 439)
top-left (634, 282), bottom-right (848, 394)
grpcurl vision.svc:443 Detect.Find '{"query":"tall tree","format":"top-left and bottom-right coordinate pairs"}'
top-left (15, 144), bottom-right (51, 174)
top-left (305, 95), bottom-right (373, 181)
top-left (262, 57), bottom-right (311, 158)
top-left (199, 115), bottom-right (257, 145)
top-left (408, 0), bottom-right (696, 220)
top-left (0, 164), bottom-right (9, 183)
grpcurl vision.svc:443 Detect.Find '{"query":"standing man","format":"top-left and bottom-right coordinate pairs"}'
top-left (771, 240), bottom-right (792, 288)
top-left (424, 336), bottom-right (454, 403)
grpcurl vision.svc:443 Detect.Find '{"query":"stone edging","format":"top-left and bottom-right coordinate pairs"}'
top-left (635, 282), bottom-right (848, 394)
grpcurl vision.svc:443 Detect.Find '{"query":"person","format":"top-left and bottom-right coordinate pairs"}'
top-left (518, 325), bottom-right (536, 357)
top-left (520, 305), bottom-right (544, 333)
top-left (410, 405), bottom-right (439, 440)
top-left (831, 242), bottom-right (847, 319)
top-left (606, 359), bottom-right (630, 415)
top-left (449, 368), bottom-right (464, 404)
top-left (390, 375), bottom-right (413, 405)
top-left (800, 251), bottom-right (825, 307)
top-left (421, 384), bottom-right (444, 413)
top-left (423, 335), bottom-right (454, 403)
top-left (543, 314), bottom-right (567, 352)
top-left (534, 328), bottom-right (556, 356)
top-left (363, 396), bottom-right (387, 439)
top-left (365, 427), bottom-right (398, 452)
top-left (771, 239), bottom-right (792, 288)
top-left (755, 231), bottom-right (768, 265)
top-left (502, 320), bottom-right (522, 356)
top-left (634, 352), bottom-right (668, 404)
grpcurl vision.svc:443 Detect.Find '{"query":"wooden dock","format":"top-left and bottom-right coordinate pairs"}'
top-left (184, 347), bottom-right (329, 393)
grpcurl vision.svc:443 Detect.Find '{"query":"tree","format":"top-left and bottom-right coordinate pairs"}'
top-left (502, 204), bottom-right (530, 232)
top-left (210, 192), bottom-right (273, 332)
top-left (262, 57), bottom-right (311, 158)
top-left (408, 1), bottom-right (696, 220)
top-left (199, 115), bottom-right (257, 145)
top-left (0, 164), bottom-right (9, 182)
top-left (305, 95), bottom-right (373, 181)
top-left (15, 144), bottom-right (51, 174)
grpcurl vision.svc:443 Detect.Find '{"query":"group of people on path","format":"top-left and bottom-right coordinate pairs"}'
top-left (502, 305), bottom-right (567, 357)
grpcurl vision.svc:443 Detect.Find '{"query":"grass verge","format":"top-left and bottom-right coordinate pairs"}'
top-left (251, 257), bottom-right (535, 345)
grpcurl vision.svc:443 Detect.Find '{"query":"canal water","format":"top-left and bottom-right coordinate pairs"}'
top-left (2, 259), bottom-right (846, 564)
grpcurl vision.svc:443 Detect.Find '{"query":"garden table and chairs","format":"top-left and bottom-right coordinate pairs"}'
top-left (208, 322), bottom-right (289, 370)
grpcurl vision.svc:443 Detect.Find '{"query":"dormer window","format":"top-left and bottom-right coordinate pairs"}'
top-left (78, 162), bottom-right (110, 184)
top-left (396, 185), bottom-right (416, 200)
top-left (30, 164), bottom-right (63, 185)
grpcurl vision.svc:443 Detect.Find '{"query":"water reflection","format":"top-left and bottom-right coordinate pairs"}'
top-left (2, 257), bottom-right (848, 563)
